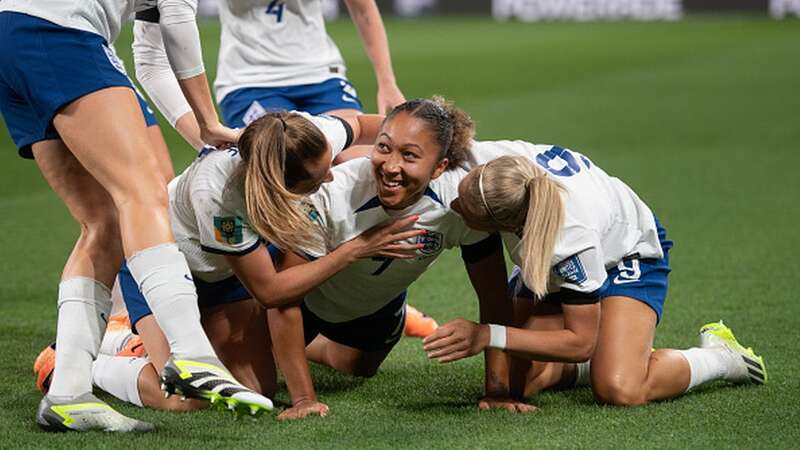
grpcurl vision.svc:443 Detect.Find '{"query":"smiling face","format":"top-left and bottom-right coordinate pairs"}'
top-left (371, 112), bottom-right (449, 210)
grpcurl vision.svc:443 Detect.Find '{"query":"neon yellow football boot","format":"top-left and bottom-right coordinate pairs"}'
top-left (699, 320), bottom-right (767, 385)
top-left (37, 393), bottom-right (155, 432)
top-left (160, 356), bottom-right (273, 418)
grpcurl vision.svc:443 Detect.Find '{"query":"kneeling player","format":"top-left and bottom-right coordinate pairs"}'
top-left (424, 146), bottom-right (767, 408)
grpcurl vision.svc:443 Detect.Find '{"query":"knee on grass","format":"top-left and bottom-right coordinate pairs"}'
top-left (592, 380), bottom-right (649, 407)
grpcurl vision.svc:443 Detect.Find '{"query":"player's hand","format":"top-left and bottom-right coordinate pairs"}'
top-left (423, 319), bottom-right (488, 363)
top-left (478, 397), bottom-right (538, 413)
top-left (345, 215), bottom-right (425, 260)
top-left (277, 399), bottom-right (330, 421)
top-left (200, 122), bottom-right (241, 149)
top-left (377, 83), bottom-right (406, 115)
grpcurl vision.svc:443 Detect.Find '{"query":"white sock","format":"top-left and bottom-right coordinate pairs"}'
top-left (677, 347), bottom-right (732, 391)
top-left (109, 275), bottom-right (127, 316)
top-left (92, 354), bottom-right (148, 407)
top-left (126, 243), bottom-right (215, 359)
top-left (98, 326), bottom-right (135, 356)
top-left (48, 277), bottom-right (112, 398)
top-left (574, 360), bottom-right (591, 386)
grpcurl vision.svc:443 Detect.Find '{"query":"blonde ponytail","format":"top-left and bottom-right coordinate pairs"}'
top-left (236, 112), bottom-right (328, 253)
top-left (462, 156), bottom-right (564, 298)
top-left (519, 171), bottom-right (564, 298)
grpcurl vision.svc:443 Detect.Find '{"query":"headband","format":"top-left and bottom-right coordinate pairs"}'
top-left (478, 163), bottom-right (501, 225)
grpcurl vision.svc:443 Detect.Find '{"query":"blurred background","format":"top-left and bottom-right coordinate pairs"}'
top-left (1, 2), bottom-right (798, 447)
top-left (197, 0), bottom-right (800, 20)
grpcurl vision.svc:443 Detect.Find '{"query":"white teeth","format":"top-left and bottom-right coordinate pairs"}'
top-left (383, 180), bottom-right (401, 188)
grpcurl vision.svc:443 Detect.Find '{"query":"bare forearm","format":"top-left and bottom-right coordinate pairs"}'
top-left (177, 74), bottom-right (218, 129)
top-left (267, 306), bottom-right (317, 405)
top-left (506, 327), bottom-right (593, 363)
top-left (465, 241), bottom-right (513, 397)
top-left (251, 248), bottom-right (355, 308)
top-left (484, 349), bottom-right (510, 397)
top-left (346, 0), bottom-right (397, 86)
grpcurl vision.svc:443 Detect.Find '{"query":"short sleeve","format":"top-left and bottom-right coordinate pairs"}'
top-left (551, 246), bottom-right (607, 296)
top-left (296, 192), bottom-right (332, 259)
top-left (194, 190), bottom-right (261, 256)
top-left (299, 112), bottom-right (353, 159)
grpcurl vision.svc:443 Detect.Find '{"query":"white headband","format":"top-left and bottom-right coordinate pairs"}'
top-left (478, 163), bottom-right (501, 224)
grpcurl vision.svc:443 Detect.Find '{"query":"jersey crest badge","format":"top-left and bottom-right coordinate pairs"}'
top-left (417, 230), bottom-right (443, 256)
top-left (214, 216), bottom-right (244, 245)
top-left (554, 255), bottom-right (587, 285)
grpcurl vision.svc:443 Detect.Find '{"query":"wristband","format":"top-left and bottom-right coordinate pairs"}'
top-left (488, 324), bottom-right (507, 350)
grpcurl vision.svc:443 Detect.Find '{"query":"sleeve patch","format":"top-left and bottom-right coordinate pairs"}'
top-left (554, 255), bottom-right (587, 285)
top-left (213, 216), bottom-right (244, 245)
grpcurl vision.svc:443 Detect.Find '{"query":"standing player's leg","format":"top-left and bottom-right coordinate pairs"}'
top-left (96, 266), bottom-right (276, 411)
top-left (30, 140), bottom-right (154, 431)
top-left (94, 300), bottom-right (278, 412)
top-left (52, 87), bottom-right (272, 414)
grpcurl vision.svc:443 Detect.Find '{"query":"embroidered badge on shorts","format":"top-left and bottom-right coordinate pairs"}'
top-left (214, 216), bottom-right (244, 245)
top-left (554, 255), bottom-right (587, 285)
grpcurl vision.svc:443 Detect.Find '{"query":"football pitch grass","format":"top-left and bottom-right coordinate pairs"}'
top-left (1, 15), bottom-right (799, 449)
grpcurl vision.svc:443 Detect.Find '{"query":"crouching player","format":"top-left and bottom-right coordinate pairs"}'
top-left (36, 110), bottom-right (424, 419)
top-left (266, 98), bottom-right (522, 413)
top-left (424, 145), bottom-right (767, 408)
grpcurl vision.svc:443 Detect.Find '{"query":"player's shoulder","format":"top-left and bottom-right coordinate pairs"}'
top-left (179, 147), bottom-right (244, 201)
top-left (426, 166), bottom-right (469, 208)
top-left (313, 157), bottom-right (375, 212)
top-left (469, 139), bottom-right (553, 166)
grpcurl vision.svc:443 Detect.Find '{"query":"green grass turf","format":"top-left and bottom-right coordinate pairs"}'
top-left (1, 15), bottom-right (799, 448)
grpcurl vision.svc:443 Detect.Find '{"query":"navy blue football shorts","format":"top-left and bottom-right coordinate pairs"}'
top-left (301, 292), bottom-right (407, 352)
top-left (219, 78), bottom-right (363, 128)
top-left (0, 12), bottom-right (157, 159)
top-left (509, 216), bottom-right (673, 322)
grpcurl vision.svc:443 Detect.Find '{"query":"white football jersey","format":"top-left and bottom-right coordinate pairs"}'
top-left (301, 159), bottom-right (489, 323)
top-left (214, 0), bottom-right (347, 102)
top-left (1, 0), bottom-right (163, 43)
top-left (169, 112), bottom-right (352, 282)
top-left (468, 140), bottom-right (663, 296)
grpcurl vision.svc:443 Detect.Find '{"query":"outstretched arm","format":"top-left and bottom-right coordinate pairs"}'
top-left (225, 215), bottom-right (424, 308)
top-left (147, 0), bottom-right (238, 147)
top-left (425, 301), bottom-right (601, 363)
top-left (459, 235), bottom-right (535, 412)
top-left (343, 0), bottom-right (405, 114)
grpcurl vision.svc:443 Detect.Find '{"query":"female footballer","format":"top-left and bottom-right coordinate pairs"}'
top-left (424, 145), bottom-right (767, 407)
top-left (0, 0), bottom-right (273, 432)
top-left (264, 97), bottom-right (525, 415)
top-left (132, 3), bottom-right (437, 336)
top-left (89, 110), bottom-right (425, 420)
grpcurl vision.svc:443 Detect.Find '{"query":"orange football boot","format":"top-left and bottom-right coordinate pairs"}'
top-left (33, 343), bottom-right (56, 394)
top-left (403, 304), bottom-right (439, 338)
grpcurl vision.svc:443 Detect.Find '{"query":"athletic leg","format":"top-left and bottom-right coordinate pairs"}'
top-left (32, 140), bottom-right (122, 399)
top-left (145, 124), bottom-right (175, 183)
top-left (201, 300), bottom-right (277, 397)
top-left (306, 336), bottom-right (393, 378)
top-left (590, 297), bottom-right (690, 406)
